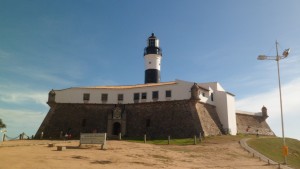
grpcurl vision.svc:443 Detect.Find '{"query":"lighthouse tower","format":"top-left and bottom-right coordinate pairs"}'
top-left (144, 33), bottom-right (162, 83)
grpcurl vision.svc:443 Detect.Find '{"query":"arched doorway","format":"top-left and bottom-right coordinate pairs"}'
top-left (113, 122), bottom-right (121, 135)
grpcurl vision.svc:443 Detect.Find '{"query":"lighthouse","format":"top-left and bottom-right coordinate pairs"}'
top-left (144, 33), bottom-right (162, 83)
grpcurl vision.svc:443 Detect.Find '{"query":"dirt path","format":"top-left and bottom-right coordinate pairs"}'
top-left (0, 139), bottom-right (277, 169)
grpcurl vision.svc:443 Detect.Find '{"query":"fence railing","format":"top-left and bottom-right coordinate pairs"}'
top-left (239, 138), bottom-right (293, 169)
top-left (2, 133), bottom-right (34, 141)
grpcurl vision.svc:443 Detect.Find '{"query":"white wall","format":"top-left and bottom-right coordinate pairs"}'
top-left (144, 54), bottom-right (161, 70)
top-left (198, 82), bottom-right (237, 135)
top-left (52, 80), bottom-right (237, 135)
top-left (214, 91), bottom-right (228, 131)
top-left (53, 80), bottom-right (213, 105)
top-left (214, 91), bottom-right (237, 135)
top-left (225, 93), bottom-right (237, 135)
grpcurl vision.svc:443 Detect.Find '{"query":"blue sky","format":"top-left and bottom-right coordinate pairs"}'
top-left (0, 1), bottom-right (299, 140)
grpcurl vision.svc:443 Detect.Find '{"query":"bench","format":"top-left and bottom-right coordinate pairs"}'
top-left (79, 133), bottom-right (107, 150)
top-left (57, 146), bottom-right (66, 151)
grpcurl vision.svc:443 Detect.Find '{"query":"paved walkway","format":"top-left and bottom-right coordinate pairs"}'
top-left (240, 138), bottom-right (293, 169)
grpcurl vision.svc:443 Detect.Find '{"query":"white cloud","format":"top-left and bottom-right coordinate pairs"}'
top-left (236, 77), bottom-right (300, 140)
top-left (0, 83), bottom-right (48, 107)
top-left (0, 48), bottom-right (81, 87)
top-left (236, 76), bottom-right (300, 116)
top-left (3, 65), bottom-right (76, 87)
top-left (31, 72), bottom-right (76, 87)
top-left (0, 83), bottom-right (48, 138)
top-left (0, 108), bottom-right (46, 138)
top-left (0, 91), bottom-right (48, 107)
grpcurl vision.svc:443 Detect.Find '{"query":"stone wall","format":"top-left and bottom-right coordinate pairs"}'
top-left (124, 100), bottom-right (222, 138)
top-left (36, 104), bottom-right (113, 139)
top-left (35, 100), bottom-right (224, 139)
top-left (195, 102), bottom-right (223, 136)
top-left (236, 113), bottom-right (275, 136)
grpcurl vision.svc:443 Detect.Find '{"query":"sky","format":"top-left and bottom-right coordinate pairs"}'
top-left (0, 0), bottom-right (299, 140)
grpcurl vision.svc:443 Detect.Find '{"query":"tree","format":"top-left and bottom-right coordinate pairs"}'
top-left (0, 119), bottom-right (6, 128)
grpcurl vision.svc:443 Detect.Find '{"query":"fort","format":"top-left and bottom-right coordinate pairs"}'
top-left (36, 33), bottom-right (274, 139)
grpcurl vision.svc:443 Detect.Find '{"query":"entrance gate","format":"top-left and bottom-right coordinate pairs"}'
top-left (113, 122), bottom-right (121, 135)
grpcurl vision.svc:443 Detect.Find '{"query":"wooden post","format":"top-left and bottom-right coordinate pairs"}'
top-left (194, 135), bottom-right (197, 145)
top-left (19, 134), bottom-right (22, 140)
top-left (168, 136), bottom-right (170, 145)
top-left (268, 160), bottom-right (270, 165)
top-left (278, 163), bottom-right (281, 169)
top-left (2, 134), bottom-right (5, 142)
top-left (40, 132), bottom-right (44, 140)
top-left (118, 132), bottom-right (122, 140)
top-left (60, 131), bottom-right (63, 139)
top-left (144, 134), bottom-right (146, 143)
top-left (101, 133), bottom-right (107, 150)
top-left (199, 132), bottom-right (202, 142)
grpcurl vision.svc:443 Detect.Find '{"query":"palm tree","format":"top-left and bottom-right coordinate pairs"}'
top-left (0, 119), bottom-right (6, 128)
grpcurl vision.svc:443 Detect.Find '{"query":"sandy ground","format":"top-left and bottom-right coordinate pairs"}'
top-left (0, 138), bottom-right (277, 169)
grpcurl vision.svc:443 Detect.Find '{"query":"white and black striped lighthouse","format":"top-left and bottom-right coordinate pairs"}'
top-left (144, 33), bottom-right (162, 84)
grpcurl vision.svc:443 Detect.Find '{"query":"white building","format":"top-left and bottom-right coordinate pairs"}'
top-left (37, 33), bottom-right (250, 139)
top-left (51, 79), bottom-right (237, 135)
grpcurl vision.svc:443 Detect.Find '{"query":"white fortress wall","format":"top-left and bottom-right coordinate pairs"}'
top-left (225, 92), bottom-right (237, 135)
top-left (199, 82), bottom-right (237, 135)
top-left (51, 80), bottom-right (239, 135)
top-left (213, 91), bottom-right (237, 135)
top-left (53, 80), bottom-right (213, 105)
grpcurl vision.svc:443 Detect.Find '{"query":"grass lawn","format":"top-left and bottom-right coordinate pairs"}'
top-left (125, 135), bottom-right (300, 168)
top-left (124, 137), bottom-right (198, 145)
top-left (247, 137), bottom-right (300, 169)
top-left (124, 135), bottom-right (253, 145)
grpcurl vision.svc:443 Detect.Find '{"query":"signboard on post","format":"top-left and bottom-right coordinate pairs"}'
top-left (79, 133), bottom-right (107, 150)
top-left (282, 146), bottom-right (288, 156)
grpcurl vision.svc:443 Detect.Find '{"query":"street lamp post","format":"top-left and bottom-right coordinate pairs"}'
top-left (257, 41), bottom-right (290, 165)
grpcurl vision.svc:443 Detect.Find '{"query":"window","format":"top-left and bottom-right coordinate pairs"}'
top-left (202, 92), bottom-right (205, 97)
top-left (149, 39), bottom-right (155, 46)
top-left (152, 91), bottom-right (159, 99)
top-left (101, 93), bottom-right (108, 101)
top-left (165, 90), bottom-right (172, 98)
top-left (83, 93), bottom-right (90, 101)
top-left (118, 94), bottom-right (124, 101)
top-left (211, 93), bottom-right (214, 101)
top-left (141, 92), bottom-right (147, 99)
top-left (134, 93), bottom-right (140, 100)
top-left (134, 93), bottom-right (140, 103)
